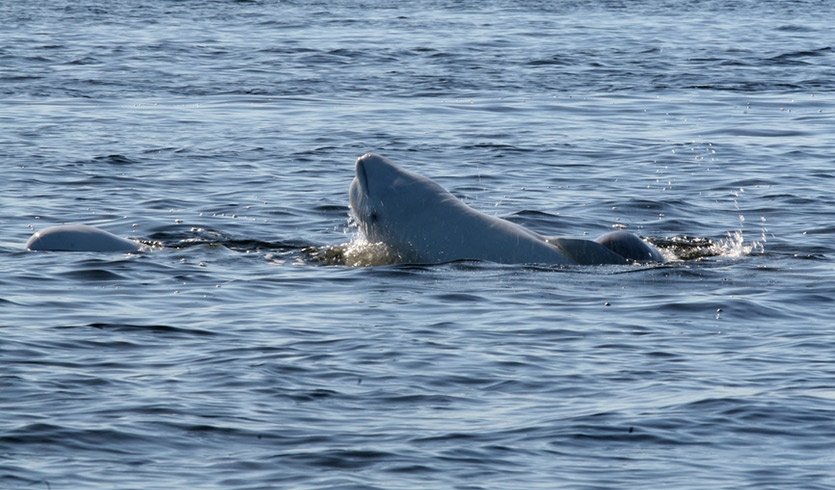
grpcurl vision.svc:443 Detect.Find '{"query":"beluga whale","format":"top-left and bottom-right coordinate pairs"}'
top-left (26, 224), bottom-right (141, 252)
top-left (349, 152), bottom-right (664, 265)
top-left (24, 154), bottom-right (665, 264)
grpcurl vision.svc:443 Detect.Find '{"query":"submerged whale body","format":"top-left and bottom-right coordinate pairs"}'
top-left (27, 224), bottom-right (141, 252)
top-left (349, 153), bottom-right (664, 265)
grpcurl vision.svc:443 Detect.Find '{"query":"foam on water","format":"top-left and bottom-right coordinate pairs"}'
top-left (305, 235), bottom-right (401, 267)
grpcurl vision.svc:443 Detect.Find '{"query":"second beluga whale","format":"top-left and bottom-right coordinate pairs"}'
top-left (26, 224), bottom-right (142, 252)
top-left (349, 153), bottom-right (664, 265)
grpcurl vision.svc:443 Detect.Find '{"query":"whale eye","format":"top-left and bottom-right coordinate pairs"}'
top-left (369, 212), bottom-right (379, 223)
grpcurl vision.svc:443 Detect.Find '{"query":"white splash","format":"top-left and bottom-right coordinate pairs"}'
top-left (715, 228), bottom-right (765, 258)
top-left (341, 234), bottom-right (401, 267)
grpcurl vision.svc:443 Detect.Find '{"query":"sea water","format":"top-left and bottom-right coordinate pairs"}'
top-left (2, 1), bottom-right (834, 488)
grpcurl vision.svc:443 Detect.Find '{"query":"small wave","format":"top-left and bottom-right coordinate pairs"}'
top-left (92, 154), bottom-right (139, 165)
top-left (767, 46), bottom-right (832, 65)
top-left (278, 448), bottom-right (393, 470)
top-left (59, 269), bottom-right (127, 281)
top-left (648, 231), bottom-right (762, 261)
top-left (776, 24), bottom-right (816, 33)
top-left (84, 322), bottom-right (217, 337)
top-left (146, 225), bottom-right (312, 253)
top-left (0, 422), bottom-right (154, 450)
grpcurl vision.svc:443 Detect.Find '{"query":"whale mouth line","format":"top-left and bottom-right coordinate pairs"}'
top-left (357, 159), bottom-right (370, 196)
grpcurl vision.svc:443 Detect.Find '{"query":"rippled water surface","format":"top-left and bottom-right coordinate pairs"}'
top-left (2, 1), bottom-right (835, 489)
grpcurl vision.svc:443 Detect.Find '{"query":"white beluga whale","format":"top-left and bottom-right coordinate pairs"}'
top-left (349, 152), bottom-right (664, 265)
top-left (26, 224), bottom-right (141, 252)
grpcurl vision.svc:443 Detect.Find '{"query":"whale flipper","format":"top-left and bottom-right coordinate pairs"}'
top-left (27, 224), bottom-right (141, 252)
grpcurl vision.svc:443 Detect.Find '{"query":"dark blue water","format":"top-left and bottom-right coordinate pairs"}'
top-left (2, 1), bottom-right (835, 488)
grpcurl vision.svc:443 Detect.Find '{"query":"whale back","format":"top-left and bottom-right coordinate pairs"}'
top-left (594, 230), bottom-right (665, 263)
top-left (547, 237), bottom-right (629, 265)
top-left (27, 224), bottom-right (140, 252)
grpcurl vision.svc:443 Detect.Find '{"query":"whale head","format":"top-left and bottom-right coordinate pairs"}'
top-left (349, 153), bottom-right (454, 260)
